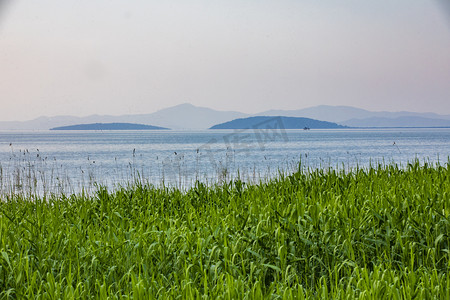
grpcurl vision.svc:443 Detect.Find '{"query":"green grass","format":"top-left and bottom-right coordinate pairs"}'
top-left (1, 161), bottom-right (449, 299)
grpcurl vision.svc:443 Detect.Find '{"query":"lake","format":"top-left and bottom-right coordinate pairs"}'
top-left (1, 128), bottom-right (449, 194)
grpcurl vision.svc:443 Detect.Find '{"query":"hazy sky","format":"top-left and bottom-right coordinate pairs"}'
top-left (1, 0), bottom-right (450, 121)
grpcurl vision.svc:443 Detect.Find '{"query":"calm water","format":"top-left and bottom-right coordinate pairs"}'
top-left (0, 128), bottom-right (449, 194)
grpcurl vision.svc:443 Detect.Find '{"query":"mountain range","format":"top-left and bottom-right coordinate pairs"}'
top-left (1, 103), bottom-right (450, 130)
top-left (0, 104), bottom-right (246, 131)
top-left (257, 105), bottom-right (450, 124)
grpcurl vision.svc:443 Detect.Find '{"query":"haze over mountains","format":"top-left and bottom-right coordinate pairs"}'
top-left (1, 103), bottom-right (450, 130)
top-left (0, 104), bottom-right (246, 131)
top-left (258, 106), bottom-right (450, 126)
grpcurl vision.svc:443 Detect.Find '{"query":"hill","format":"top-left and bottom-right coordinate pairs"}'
top-left (50, 123), bottom-right (169, 130)
top-left (0, 103), bottom-right (247, 130)
top-left (2, 104), bottom-right (450, 130)
top-left (210, 116), bottom-right (346, 129)
top-left (257, 105), bottom-right (450, 124)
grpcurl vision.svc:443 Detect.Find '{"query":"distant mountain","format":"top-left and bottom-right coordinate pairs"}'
top-left (2, 104), bottom-right (450, 130)
top-left (135, 103), bottom-right (248, 129)
top-left (257, 105), bottom-right (450, 124)
top-left (210, 116), bottom-right (346, 129)
top-left (50, 123), bottom-right (169, 131)
top-left (256, 106), bottom-right (373, 123)
top-left (341, 116), bottom-right (450, 128)
top-left (0, 103), bottom-right (248, 130)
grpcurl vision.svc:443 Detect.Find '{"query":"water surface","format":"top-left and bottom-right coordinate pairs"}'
top-left (0, 128), bottom-right (449, 194)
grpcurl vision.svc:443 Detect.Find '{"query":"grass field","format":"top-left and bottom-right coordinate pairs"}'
top-left (1, 161), bottom-right (449, 299)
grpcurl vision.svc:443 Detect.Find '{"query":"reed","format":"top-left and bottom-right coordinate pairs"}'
top-left (0, 160), bottom-right (449, 299)
top-left (0, 147), bottom-right (293, 197)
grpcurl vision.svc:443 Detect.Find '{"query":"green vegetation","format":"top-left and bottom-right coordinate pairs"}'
top-left (1, 161), bottom-right (449, 299)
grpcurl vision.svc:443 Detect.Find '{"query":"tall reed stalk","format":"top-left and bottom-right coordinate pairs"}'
top-left (1, 160), bottom-right (449, 298)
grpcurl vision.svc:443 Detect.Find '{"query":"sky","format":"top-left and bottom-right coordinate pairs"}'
top-left (0, 0), bottom-right (450, 121)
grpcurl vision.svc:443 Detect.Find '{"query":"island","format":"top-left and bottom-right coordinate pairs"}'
top-left (210, 116), bottom-right (347, 129)
top-left (50, 123), bottom-right (169, 130)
